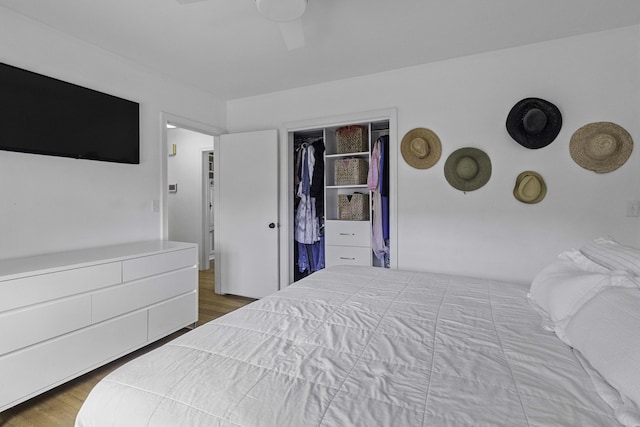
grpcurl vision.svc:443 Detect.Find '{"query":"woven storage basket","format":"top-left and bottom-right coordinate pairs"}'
top-left (338, 193), bottom-right (370, 221)
top-left (335, 158), bottom-right (368, 186)
top-left (336, 125), bottom-right (368, 154)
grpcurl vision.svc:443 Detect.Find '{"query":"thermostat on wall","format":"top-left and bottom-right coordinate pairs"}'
top-left (169, 183), bottom-right (178, 193)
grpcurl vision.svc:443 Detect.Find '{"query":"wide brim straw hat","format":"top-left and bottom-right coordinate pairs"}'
top-left (506, 98), bottom-right (562, 149)
top-left (569, 122), bottom-right (633, 174)
top-left (444, 147), bottom-right (491, 192)
top-left (400, 128), bottom-right (442, 169)
top-left (513, 171), bottom-right (547, 204)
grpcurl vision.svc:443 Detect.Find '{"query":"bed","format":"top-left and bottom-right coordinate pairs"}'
top-left (75, 239), bottom-right (640, 427)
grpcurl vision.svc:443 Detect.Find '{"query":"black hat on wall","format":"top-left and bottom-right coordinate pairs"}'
top-left (506, 98), bottom-right (562, 149)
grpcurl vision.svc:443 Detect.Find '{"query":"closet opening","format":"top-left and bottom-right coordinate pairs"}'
top-left (285, 108), bottom-right (397, 288)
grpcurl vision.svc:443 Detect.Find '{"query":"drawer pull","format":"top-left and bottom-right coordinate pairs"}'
top-left (339, 233), bottom-right (355, 236)
top-left (340, 257), bottom-right (356, 260)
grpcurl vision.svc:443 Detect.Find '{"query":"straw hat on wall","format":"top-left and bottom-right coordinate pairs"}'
top-left (569, 122), bottom-right (633, 173)
top-left (444, 147), bottom-right (491, 191)
top-left (400, 128), bottom-right (442, 169)
top-left (513, 171), bottom-right (546, 204)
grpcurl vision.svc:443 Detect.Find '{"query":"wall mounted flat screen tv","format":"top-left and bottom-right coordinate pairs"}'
top-left (0, 62), bottom-right (140, 164)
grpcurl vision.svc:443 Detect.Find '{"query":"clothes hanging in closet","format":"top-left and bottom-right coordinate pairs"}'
top-left (368, 135), bottom-right (390, 263)
top-left (294, 139), bottom-right (325, 274)
top-left (380, 135), bottom-right (390, 241)
top-left (297, 237), bottom-right (324, 274)
top-left (310, 141), bottom-right (325, 218)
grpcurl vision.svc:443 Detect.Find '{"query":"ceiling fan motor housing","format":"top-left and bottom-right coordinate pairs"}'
top-left (255, 0), bottom-right (307, 22)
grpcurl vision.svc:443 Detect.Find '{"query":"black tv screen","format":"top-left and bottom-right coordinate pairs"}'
top-left (0, 62), bottom-right (140, 164)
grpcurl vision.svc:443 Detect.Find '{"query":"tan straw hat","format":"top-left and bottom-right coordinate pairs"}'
top-left (569, 122), bottom-right (633, 173)
top-left (444, 147), bottom-right (491, 191)
top-left (513, 171), bottom-right (546, 204)
top-left (400, 128), bottom-right (442, 169)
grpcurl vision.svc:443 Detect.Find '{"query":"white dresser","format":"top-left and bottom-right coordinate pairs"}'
top-left (0, 240), bottom-right (198, 412)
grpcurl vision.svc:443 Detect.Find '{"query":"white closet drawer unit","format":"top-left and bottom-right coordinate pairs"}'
top-left (148, 291), bottom-right (198, 341)
top-left (0, 262), bottom-right (121, 313)
top-left (122, 247), bottom-right (197, 282)
top-left (92, 268), bottom-right (197, 324)
top-left (0, 295), bottom-right (91, 356)
top-left (325, 245), bottom-right (371, 267)
top-left (0, 310), bottom-right (147, 411)
top-left (325, 220), bottom-right (371, 247)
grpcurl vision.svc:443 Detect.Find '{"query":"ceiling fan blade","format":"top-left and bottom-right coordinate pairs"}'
top-left (277, 18), bottom-right (305, 51)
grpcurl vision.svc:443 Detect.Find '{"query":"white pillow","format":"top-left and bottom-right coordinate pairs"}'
top-left (581, 237), bottom-right (640, 276)
top-left (559, 248), bottom-right (612, 273)
top-left (528, 257), bottom-right (617, 341)
top-left (564, 282), bottom-right (640, 411)
top-left (573, 349), bottom-right (640, 427)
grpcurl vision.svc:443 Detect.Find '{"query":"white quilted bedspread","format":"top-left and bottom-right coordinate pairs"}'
top-left (76, 266), bottom-right (619, 426)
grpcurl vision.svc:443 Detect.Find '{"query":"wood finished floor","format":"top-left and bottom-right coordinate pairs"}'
top-left (0, 265), bottom-right (255, 427)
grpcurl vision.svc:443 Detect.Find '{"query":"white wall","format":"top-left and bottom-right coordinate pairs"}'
top-left (0, 8), bottom-right (226, 259)
top-left (227, 26), bottom-right (640, 284)
top-left (167, 128), bottom-right (213, 268)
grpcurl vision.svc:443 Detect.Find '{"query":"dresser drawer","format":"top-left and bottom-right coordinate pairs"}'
top-left (0, 295), bottom-right (91, 356)
top-left (325, 220), bottom-right (371, 247)
top-left (148, 291), bottom-right (197, 341)
top-left (122, 247), bottom-right (197, 282)
top-left (0, 262), bottom-right (121, 313)
top-left (325, 245), bottom-right (371, 267)
top-left (92, 267), bottom-right (197, 323)
top-left (0, 310), bottom-right (147, 411)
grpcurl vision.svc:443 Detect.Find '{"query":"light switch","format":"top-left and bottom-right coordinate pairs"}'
top-left (626, 200), bottom-right (640, 217)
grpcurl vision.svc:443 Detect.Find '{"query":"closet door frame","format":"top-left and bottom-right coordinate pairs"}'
top-left (280, 108), bottom-right (398, 289)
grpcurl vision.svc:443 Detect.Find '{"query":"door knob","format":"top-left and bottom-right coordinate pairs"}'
top-left (268, 222), bottom-right (276, 229)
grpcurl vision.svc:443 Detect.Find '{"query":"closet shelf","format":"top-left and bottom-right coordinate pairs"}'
top-left (325, 151), bottom-right (369, 158)
top-left (326, 184), bottom-right (369, 189)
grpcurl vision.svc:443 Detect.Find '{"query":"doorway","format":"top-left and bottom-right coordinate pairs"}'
top-left (161, 112), bottom-right (224, 274)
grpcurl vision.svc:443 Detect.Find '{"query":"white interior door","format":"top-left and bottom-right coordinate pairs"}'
top-left (216, 129), bottom-right (279, 298)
